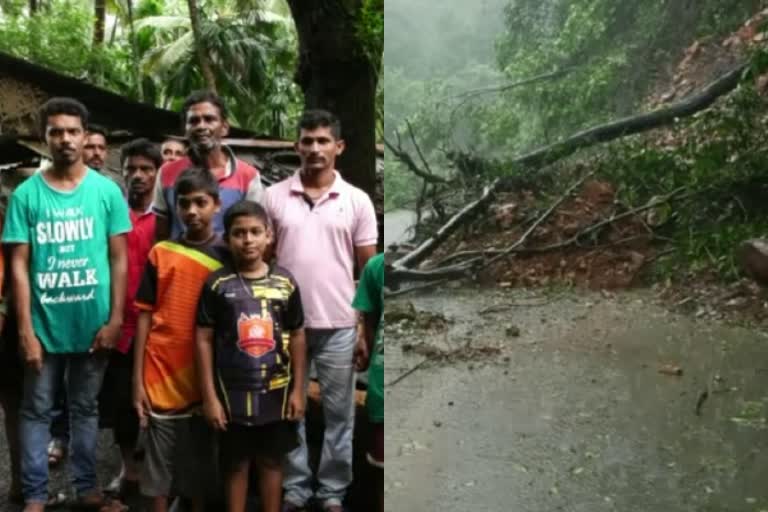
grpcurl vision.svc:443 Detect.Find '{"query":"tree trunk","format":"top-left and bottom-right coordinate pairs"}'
top-left (29, 0), bottom-right (37, 14)
top-left (186, 0), bottom-right (218, 93)
top-left (125, 0), bottom-right (144, 101)
top-left (286, 0), bottom-right (378, 199)
top-left (93, 0), bottom-right (106, 45)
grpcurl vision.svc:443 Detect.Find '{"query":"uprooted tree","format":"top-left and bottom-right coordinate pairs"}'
top-left (386, 60), bottom-right (760, 290)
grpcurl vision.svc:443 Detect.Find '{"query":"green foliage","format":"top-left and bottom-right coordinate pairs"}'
top-left (357, 0), bottom-right (382, 73)
top-left (598, 79), bottom-right (768, 280)
top-left (137, 8), bottom-right (301, 134)
top-left (0, 3), bottom-right (137, 95)
top-left (0, 0), bottom-right (303, 135)
top-left (493, 0), bottom-right (762, 148)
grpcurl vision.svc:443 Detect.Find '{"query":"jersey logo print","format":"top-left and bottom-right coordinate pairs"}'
top-left (236, 313), bottom-right (276, 358)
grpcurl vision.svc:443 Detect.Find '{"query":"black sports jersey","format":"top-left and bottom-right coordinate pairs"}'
top-left (197, 264), bottom-right (304, 425)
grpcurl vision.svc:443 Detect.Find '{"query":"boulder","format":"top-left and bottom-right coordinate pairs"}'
top-left (738, 239), bottom-right (768, 286)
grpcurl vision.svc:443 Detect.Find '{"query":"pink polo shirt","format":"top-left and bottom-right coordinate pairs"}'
top-left (263, 171), bottom-right (378, 329)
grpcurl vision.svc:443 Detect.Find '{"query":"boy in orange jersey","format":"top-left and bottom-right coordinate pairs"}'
top-left (132, 167), bottom-right (225, 512)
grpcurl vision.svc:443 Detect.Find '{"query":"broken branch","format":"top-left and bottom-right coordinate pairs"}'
top-left (392, 186), bottom-right (697, 282)
top-left (383, 133), bottom-right (449, 184)
top-left (392, 179), bottom-right (500, 269)
top-left (447, 66), bottom-right (579, 101)
top-left (486, 170), bottom-right (595, 265)
top-left (510, 62), bottom-right (748, 170)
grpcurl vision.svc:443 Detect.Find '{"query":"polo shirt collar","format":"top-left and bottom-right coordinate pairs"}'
top-left (131, 202), bottom-right (154, 217)
top-left (289, 170), bottom-right (344, 198)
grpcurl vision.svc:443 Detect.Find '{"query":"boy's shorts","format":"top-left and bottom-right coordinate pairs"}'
top-left (367, 422), bottom-right (384, 469)
top-left (219, 420), bottom-right (298, 471)
top-left (139, 412), bottom-right (219, 498)
top-left (98, 348), bottom-right (137, 436)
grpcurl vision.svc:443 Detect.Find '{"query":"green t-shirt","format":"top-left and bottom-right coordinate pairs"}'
top-left (352, 253), bottom-right (384, 423)
top-left (2, 169), bottom-right (131, 353)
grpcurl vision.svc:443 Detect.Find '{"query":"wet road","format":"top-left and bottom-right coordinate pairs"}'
top-left (384, 209), bottom-right (416, 247)
top-left (385, 287), bottom-right (768, 511)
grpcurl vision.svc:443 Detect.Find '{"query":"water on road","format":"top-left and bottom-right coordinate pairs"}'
top-left (386, 286), bottom-right (768, 511)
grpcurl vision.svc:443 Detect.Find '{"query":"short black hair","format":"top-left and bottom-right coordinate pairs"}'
top-left (297, 109), bottom-right (342, 139)
top-left (174, 167), bottom-right (219, 200)
top-left (86, 124), bottom-right (108, 140)
top-left (120, 138), bottom-right (163, 169)
top-left (223, 200), bottom-right (270, 236)
top-left (39, 97), bottom-right (89, 138)
top-left (181, 90), bottom-right (228, 126)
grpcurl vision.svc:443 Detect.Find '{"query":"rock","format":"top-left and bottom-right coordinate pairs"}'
top-left (385, 301), bottom-right (450, 330)
top-left (724, 297), bottom-right (747, 309)
top-left (756, 72), bottom-right (768, 95)
top-left (505, 325), bottom-right (521, 337)
top-left (645, 197), bottom-right (672, 227)
top-left (660, 90), bottom-right (676, 103)
top-left (659, 364), bottom-right (683, 376)
top-left (493, 202), bottom-right (519, 230)
top-left (581, 180), bottom-right (615, 206)
top-left (385, 301), bottom-right (417, 323)
top-left (738, 239), bottom-right (768, 286)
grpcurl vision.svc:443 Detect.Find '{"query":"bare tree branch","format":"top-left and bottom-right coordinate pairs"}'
top-left (443, 66), bottom-right (579, 102)
top-left (485, 170), bottom-right (595, 265)
top-left (392, 179), bottom-right (499, 269)
top-left (406, 119), bottom-right (434, 176)
top-left (389, 186), bottom-right (697, 284)
top-left (383, 134), bottom-right (449, 185)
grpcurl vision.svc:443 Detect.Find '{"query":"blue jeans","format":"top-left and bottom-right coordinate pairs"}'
top-left (284, 328), bottom-right (357, 507)
top-left (20, 352), bottom-right (108, 503)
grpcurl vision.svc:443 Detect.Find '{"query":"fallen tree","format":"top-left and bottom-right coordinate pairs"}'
top-left (387, 61), bottom-right (750, 290)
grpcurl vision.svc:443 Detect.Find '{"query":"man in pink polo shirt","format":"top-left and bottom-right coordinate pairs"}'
top-left (263, 110), bottom-right (377, 512)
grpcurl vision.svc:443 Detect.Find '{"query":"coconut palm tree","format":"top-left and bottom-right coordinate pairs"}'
top-left (135, 0), bottom-right (300, 133)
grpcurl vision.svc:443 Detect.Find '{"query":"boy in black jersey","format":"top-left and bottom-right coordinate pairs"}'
top-left (196, 200), bottom-right (307, 512)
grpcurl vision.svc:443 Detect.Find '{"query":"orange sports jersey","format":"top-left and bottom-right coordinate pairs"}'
top-left (135, 238), bottom-right (227, 412)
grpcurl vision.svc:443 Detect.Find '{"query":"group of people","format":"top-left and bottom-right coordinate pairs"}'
top-left (0, 90), bottom-right (384, 512)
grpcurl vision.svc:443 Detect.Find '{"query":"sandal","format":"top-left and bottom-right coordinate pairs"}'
top-left (9, 491), bottom-right (67, 508)
top-left (47, 438), bottom-right (67, 467)
top-left (46, 492), bottom-right (68, 508)
top-left (70, 493), bottom-right (128, 511)
top-left (105, 476), bottom-right (140, 500)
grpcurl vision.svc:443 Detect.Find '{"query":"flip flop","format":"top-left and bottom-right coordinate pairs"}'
top-left (69, 493), bottom-right (128, 511)
top-left (47, 492), bottom-right (68, 508)
top-left (47, 438), bottom-right (67, 467)
top-left (8, 491), bottom-right (67, 507)
top-left (104, 477), bottom-right (140, 500)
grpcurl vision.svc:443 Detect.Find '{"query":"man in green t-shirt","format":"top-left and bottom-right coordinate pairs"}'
top-left (352, 252), bottom-right (384, 512)
top-left (2, 98), bottom-right (131, 512)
